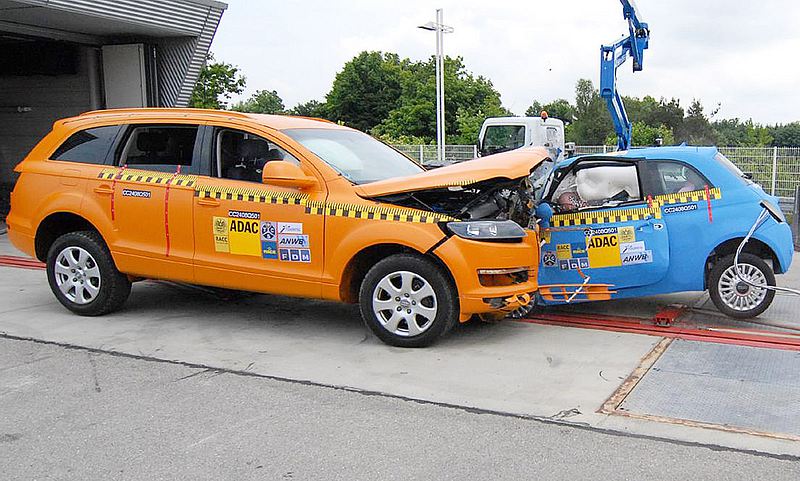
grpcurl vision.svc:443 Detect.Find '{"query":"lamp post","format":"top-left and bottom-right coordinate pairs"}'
top-left (418, 9), bottom-right (453, 164)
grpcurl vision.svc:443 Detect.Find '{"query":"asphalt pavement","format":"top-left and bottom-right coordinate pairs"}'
top-left (1, 338), bottom-right (798, 481)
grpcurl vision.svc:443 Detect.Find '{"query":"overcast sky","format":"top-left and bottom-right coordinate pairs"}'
top-left (211, 0), bottom-right (800, 125)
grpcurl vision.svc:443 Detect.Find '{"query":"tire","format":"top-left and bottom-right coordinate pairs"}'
top-left (46, 231), bottom-right (131, 316)
top-left (359, 253), bottom-right (458, 348)
top-left (709, 253), bottom-right (775, 319)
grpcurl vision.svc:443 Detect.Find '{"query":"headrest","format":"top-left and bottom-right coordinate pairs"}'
top-left (265, 148), bottom-right (284, 161)
top-left (136, 131), bottom-right (168, 152)
top-left (238, 139), bottom-right (270, 159)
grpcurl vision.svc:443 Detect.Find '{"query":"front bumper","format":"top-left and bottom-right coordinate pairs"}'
top-left (432, 230), bottom-right (539, 320)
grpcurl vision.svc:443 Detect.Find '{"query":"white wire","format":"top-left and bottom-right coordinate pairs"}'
top-left (733, 208), bottom-right (800, 296)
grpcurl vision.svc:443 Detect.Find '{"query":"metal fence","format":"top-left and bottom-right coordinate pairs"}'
top-left (393, 144), bottom-right (478, 166)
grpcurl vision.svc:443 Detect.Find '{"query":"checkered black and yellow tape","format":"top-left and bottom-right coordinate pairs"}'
top-left (98, 168), bottom-right (197, 187)
top-left (305, 200), bottom-right (455, 224)
top-left (194, 184), bottom-right (308, 206)
top-left (551, 206), bottom-right (661, 227)
top-left (651, 187), bottom-right (722, 207)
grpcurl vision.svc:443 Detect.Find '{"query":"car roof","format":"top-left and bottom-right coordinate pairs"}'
top-left (566, 145), bottom-right (720, 165)
top-left (66, 108), bottom-right (349, 132)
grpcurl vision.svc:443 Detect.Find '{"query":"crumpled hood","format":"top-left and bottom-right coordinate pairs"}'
top-left (354, 147), bottom-right (549, 198)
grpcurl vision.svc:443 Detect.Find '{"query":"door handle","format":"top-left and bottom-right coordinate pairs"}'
top-left (197, 197), bottom-right (221, 207)
top-left (94, 185), bottom-right (113, 195)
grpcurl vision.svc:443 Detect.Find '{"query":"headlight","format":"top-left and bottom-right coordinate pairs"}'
top-left (445, 220), bottom-right (527, 241)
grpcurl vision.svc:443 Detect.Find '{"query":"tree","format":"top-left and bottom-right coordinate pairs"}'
top-left (607, 122), bottom-right (675, 146)
top-left (325, 51), bottom-right (406, 132)
top-left (370, 55), bottom-right (510, 144)
top-left (190, 54), bottom-right (246, 109)
top-left (526, 99), bottom-right (575, 123)
top-left (676, 99), bottom-right (718, 145)
top-left (769, 122), bottom-right (800, 147)
top-left (231, 89), bottom-right (285, 114)
top-left (569, 79), bottom-right (613, 144)
top-left (289, 100), bottom-right (327, 118)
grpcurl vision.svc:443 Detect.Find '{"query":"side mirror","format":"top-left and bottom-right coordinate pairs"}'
top-left (262, 161), bottom-right (317, 189)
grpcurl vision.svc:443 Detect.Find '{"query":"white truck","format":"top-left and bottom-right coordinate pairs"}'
top-left (477, 113), bottom-right (571, 161)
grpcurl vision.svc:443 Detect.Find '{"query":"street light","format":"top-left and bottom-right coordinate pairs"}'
top-left (418, 9), bottom-right (453, 165)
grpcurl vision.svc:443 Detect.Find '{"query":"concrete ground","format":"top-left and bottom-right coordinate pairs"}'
top-left (1, 338), bottom-right (797, 481)
top-left (1, 232), bottom-right (799, 478)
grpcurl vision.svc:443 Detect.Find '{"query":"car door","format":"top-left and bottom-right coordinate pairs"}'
top-left (87, 122), bottom-right (201, 282)
top-left (191, 124), bottom-right (327, 297)
top-left (537, 158), bottom-right (670, 302)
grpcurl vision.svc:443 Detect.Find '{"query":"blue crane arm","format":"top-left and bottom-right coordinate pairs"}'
top-left (600, 0), bottom-right (650, 150)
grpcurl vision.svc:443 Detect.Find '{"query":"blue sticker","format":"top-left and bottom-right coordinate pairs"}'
top-left (559, 260), bottom-right (570, 271)
top-left (299, 249), bottom-right (311, 263)
top-left (279, 249), bottom-right (290, 261)
top-left (579, 258), bottom-right (589, 269)
top-left (568, 259), bottom-right (580, 270)
top-left (261, 241), bottom-right (278, 259)
top-left (289, 249), bottom-right (301, 262)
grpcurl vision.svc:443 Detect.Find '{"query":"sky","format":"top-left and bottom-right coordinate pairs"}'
top-left (211, 0), bottom-right (800, 125)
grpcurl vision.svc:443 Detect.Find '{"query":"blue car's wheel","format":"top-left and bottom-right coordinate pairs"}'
top-left (709, 253), bottom-right (775, 319)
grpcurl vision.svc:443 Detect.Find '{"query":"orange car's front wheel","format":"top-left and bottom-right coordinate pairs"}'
top-left (359, 253), bottom-right (458, 348)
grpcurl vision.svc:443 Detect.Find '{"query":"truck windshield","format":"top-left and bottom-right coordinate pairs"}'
top-left (481, 125), bottom-right (525, 156)
top-left (284, 128), bottom-right (424, 184)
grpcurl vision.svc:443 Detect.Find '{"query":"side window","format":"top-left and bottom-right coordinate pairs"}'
top-left (549, 162), bottom-right (642, 213)
top-left (117, 125), bottom-right (198, 171)
top-left (51, 125), bottom-right (121, 165)
top-left (649, 161), bottom-right (708, 195)
top-left (215, 128), bottom-right (300, 183)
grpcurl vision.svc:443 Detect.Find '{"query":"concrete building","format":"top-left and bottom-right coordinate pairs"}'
top-left (0, 0), bottom-right (227, 212)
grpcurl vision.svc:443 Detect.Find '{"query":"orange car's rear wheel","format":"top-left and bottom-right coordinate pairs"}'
top-left (359, 253), bottom-right (457, 348)
top-left (46, 231), bottom-right (131, 316)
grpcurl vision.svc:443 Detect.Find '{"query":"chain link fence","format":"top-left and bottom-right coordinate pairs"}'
top-left (393, 144), bottom-right (478, 166)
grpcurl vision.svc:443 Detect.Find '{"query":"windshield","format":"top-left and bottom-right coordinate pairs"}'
top-left (283, 128), bottom-right (424, 184)
top-left (481, 125), bottom-right (525, 156)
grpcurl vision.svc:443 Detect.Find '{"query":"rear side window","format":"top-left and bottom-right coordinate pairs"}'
top-left (51, 125), bottom-right (121, 164)
top-left (117, 125), bottom-right (198, 171)
top-left (649, 161), bottom-right (709, 196)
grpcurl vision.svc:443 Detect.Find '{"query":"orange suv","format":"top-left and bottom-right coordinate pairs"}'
top-left (7, 109), bottom-right (545, 347)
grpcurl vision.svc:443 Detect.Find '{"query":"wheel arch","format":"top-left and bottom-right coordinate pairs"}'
top-left (338, 242), bottom-right (456, 304)
top-left (703, 237), bottom-right (778, 289)
top-left (34, 212), bottom-right (101, 262)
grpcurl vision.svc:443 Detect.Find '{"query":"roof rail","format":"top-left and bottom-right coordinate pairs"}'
top-left (78, 107), bottom-right (252, 119)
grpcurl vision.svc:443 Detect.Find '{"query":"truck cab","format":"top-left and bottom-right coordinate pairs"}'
top-left (478, 113), bottom-right (567, 161)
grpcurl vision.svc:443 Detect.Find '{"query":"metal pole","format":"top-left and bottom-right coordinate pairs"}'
top-left (473, 144), bottom-right (478, 159)
top-left (435, 8), bottom-right (445, 164)
top-left (419, 144), bottom-right (424, 164)
top-left (771, 146), bottom-right (778, 196)
top-left (794, 185), bottom-right (800, 250)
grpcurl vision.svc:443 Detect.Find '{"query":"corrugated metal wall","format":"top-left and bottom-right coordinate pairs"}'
top-left (13, 0), bottom-right (227, 107)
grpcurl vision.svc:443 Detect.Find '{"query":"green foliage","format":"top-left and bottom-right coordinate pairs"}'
top-left (190, 54), bottom-right (246, 109)
top-left (360, 54), bottom-right (509, 144)
top-left (568, 79), bottom-right (613, 144)
top-left (526, 98), bottom-right (575, 123)
top-left (325, 51), bottom-right (406, 132)
top-left (231, 89), bottom-right (285, 114)
top-left (714, 118), bottom-right (773, 147)
top-left (288, 100), bottom-right (327, 118)
top-left (769, 122), bottom-right (800, 147)
top-left (606, 122), bottom-right (675, 146)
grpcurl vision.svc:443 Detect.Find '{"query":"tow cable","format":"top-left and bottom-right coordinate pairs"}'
top-left (734, 206), bottom-right (800, 296)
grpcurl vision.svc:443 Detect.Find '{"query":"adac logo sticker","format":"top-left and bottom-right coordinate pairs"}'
top-left (586, 232), bottom-right (621, 268)
top-left (542, 251), bottom-right (557, 267)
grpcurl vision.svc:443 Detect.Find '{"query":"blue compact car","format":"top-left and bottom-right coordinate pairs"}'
top-left (534, 146), bottom-right (794, 318)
